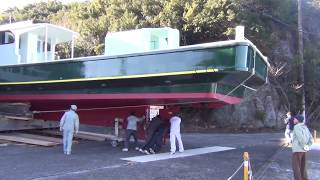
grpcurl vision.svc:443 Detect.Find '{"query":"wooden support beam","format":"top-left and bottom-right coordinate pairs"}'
top-left (4, 115), bottom-right (33, 121)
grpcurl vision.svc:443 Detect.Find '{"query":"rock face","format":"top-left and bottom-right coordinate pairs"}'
top-left (181, 28), bottom-right (299, 130)
top-left (182, 84), bottom-right (287, 129)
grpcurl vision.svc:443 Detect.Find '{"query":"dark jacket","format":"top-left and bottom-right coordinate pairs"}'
top-left (147, 115), bottom-right (162, 134)
top-left (288, 117), bottom-right (294, 130)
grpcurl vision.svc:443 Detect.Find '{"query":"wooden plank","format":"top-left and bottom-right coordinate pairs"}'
top-left (41, 130), bottom-right (62, 136)
top-left (78, 131), bottom-right (114, 139)
top-left (13, 133), bottom-right (72, 144)
top-left (4, 115), bottom-right (33, 121)
top-left (41, 130), bottom-right (123, 141)
top-left (75, 133), bottom-right (106, 141)
top-left (0, 134), bottom-right (59, 146)
top-left (77, 131), bottom-right (108, 137)
top-left (78, 131), bottom-right (123, 141)
top-left (41, 130), bottom-right (105, 141)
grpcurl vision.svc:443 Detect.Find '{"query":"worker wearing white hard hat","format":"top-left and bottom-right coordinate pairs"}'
top-left (60, 105), bottom-right (79, 155)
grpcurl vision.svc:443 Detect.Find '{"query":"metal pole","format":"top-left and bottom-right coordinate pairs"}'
top-left (298, 0), bottom-right (306, 123)
top-left (114, 118), bottom-right (119, 137)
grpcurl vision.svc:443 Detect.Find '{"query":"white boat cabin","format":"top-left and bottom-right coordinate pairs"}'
top-left (105, 27), bottom-right (180, 56)
top-left (0, 20), bottom-right (78, 65)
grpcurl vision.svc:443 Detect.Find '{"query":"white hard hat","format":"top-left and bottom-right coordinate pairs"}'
top-left (71, 105), bottom-right (77, 111)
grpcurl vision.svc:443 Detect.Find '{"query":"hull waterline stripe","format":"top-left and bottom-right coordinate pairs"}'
top-left (0, 68), bottom-right (218, 85)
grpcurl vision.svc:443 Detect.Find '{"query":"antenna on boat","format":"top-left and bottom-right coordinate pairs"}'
top-left (235, 26), bottom-right (245, 40)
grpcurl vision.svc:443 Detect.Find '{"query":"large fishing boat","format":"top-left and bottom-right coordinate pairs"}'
top-left (0, 21), bottom-right (268, 127)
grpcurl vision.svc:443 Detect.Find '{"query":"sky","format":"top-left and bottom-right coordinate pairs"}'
top-left (0, 0), bottom-right (88, 12)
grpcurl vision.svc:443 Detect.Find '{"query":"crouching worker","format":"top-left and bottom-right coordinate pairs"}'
top-left (60, 105), bottom-right (79, 155)
top-left (139, 121), bottom-right (169, 154)
top-left (139, 115), bottom-right (162, 153)
top-left (122, 112), bottom-right (145, 152)
top-left (152, 121), bottom-right (170, 153)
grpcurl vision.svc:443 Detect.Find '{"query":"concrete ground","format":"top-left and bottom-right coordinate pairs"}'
top-left (0, 132), bottom-right (319, 180)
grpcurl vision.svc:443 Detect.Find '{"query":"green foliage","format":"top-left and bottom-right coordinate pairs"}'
top-left (2, 1), bottom-right (63, 23)
top-left (0, 0), bottom-right (299, 57)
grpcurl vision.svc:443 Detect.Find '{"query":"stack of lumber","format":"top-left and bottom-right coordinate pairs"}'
top-left (0, 103), bottom-right (59, 131)
top-left (0, 103), bottom-right (33, 119)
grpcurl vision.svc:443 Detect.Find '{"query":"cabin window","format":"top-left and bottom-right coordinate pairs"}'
top-left (43, 42), bottom-right (51, 51)
top-left (37, 40), bottom-right (41, 52)
top-left (0, 31), bottom-right (15, 45)
top-left (37, 39), bottom-right (51, 52)
top-left (150, 35), bottom-right (159, 50)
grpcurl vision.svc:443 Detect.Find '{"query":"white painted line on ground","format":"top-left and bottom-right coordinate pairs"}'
top-left (121, 146), bottom-right (235, 163)
top-left (33, 163), bottom-right (128, 180)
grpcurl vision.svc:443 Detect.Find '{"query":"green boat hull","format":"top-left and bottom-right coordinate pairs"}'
top-left (0, 40), bottom-right (267, 100)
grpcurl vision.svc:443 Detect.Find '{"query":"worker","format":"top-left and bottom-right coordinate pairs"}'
top-left (139, 114), bottom-right (163, 153)
top-left (169, 112), bottom-right (184, 155)
top-left (152, 121), bottom-right (170, 153)
top-left (122, 112), bottom-right (144, 152)
top-left (60, 105), bottom-right (79, 155)
top-left (284, 111), bottom-right (294, 144)
top-left (291, 115), bottom-right (313, 180)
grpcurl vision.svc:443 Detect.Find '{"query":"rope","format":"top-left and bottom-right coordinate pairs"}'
top-left (227, 162), bottom-right (244, 180)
